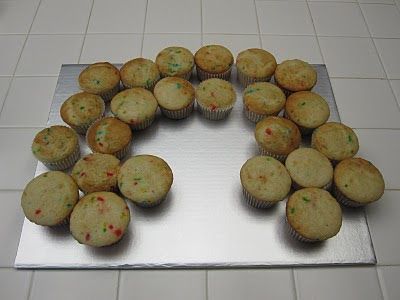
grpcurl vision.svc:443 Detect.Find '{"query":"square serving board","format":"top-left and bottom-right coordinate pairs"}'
top-left (15, 64), bottom-right (376, 268)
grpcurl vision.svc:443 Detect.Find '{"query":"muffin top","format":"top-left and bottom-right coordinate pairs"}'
top-left (311, 122), bottom-right (359, 161)
top-left (78, 62), bottom-right (120, 94)
top-left (240, 156), bottom-right (291, 203)
top-left (285, 148), bottom-right (333, 188)
top-left (120, 58), bottom-right (160, 88)
top-left (274, 59), bottom-right (317, 92)
top-left (86, 117), bottom-right (132, 155)
top-left (60, 92), bottom-right (104, 127)
top-left (285, 91), bottom-right (330, 129)
top-left (71, 153), bottom-right (120, 194)
top-left (236, 48), bottom-right (277, 78)
top-left (255, 117), bottom-right (301, 156)
top-left (118, 155), bottom-right (173, 206)
top-left (155, 46), bottom-right (194, 77)
top-left (196, 78), bottom-right (236, 110)
top-left (286, 188), bottom-right (342, 241)
top-left (154, 77), bottom-right (195, 110)
top-left (195, 45), bottom-right (234, 74)
top-left (32, 126), bottom-right (78, 163)
top-left (334, 158), bottom-right (385, 204)
top-left (111, 88), bottom-right (158, 125)
top-left (21, 171), bottom-right (79, 226)
top-left (243, 82), bottom-right (286, 115)
top-left (70, 191), bottom-right (130, 247)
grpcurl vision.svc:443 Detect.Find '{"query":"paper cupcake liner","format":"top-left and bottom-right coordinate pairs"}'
top-left (283, 110), bottom-right (315, 136)
top-left (244, 106), bottom-right (280, 123)
top-left (161, 68), bottom-right (193, 81)
top-left (100, 83), bottom-right (120, 102)
top-left (71, 100), bottom-right (106, 135)
top-left (123, 76), bottom-right (160, 92)
top-left (286, 217), bottom-right (319, 243)
top-left (43, 143), bottom-right (80, 171)
top-left (196, 66), bottom-right (232, 82)
top-left (112, 140), bottom-right (131, 160)
top-left (291, 179), bottom-right (332, 191)
top-left (257, 146), bottom-right (287, 162)
top-left (237, 68), bottom-right (272, 88)
top-left (242, 187), bottom-right (276, 208)
top-left (129, 116), bottom-right (155, 130)
top-left (196, 101), bottom-right (234, 121)
top-left (133, 196), bottom-right (166, 208)
top-left (161, 101), bottom-right (194, 120)
top-left (81, 184), bottom-right (119, 195)
top-left (332, 184), bottom-right (364, 207)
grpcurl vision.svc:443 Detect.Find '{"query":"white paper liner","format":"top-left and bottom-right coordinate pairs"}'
top-left (291, 179), bottom-right (332, 191)
top-left (42, 143), bottom-right (80, 171)
top-left (237, 68), bottom-right (272, 88)
top-left (196, 101), bottom-right (234, 120)
top-left (129, 116), bottom-right (155, 130)
top-left (257, 146), bottom-right (287, 162)
top-left (244, 106), bottom-right (281, 123)
top-left (196, 66), bottom-right (232, 82)
top-left (242, 186), bottom-right (277, 208)
top-left (286, 217), bottom-right (319, 243)
top-left (70, 99), bottom-right (106, 135)
top-left (161, 101), bottom-right (194, 120)
top-left (160, 68), bottom-right (193, 81)
top-left (283, 110), bottom-right (317, 136)
top-left (332, 184), bottom-right (365, 207)
top-left (100, 83), bottom-right (120, 102)
top-left (133, 196), bottom-right (166, 208)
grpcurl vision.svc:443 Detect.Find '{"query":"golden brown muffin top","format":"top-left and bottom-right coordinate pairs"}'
top-left (78, 62), bottom-right (120, 94)
top-left (195, 45), bottom-right (234, 74)
top-left (236, 48), bottom-right (277, 78)
top-left (275, 59), bottom-right (317, 92)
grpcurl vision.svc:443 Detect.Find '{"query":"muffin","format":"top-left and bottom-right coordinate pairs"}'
top-left (71, 153), bottom-right (120, 194)
top-left (274, 59), bottom-right (317, 96)
top-left (86, 117), bottom-right (132, 159)
top-left (60, 92), bottom-right (105, 135)
top-left (285, 148), bottom-right (333, 190)
top-left (254, 116), bottom-right (301, 162)
top-left (195, 78), bottom-right (236, 120)
top-left (194, 45), bottom-right (234, 81)
top-left (286, 188), bottom-right (342, 242)
top-left (78, 62), bottom-right (120, 102)
top-left (32, 125), bottom-right (80, 170)
top-left (153, 77), bottom-right (195, 119)
top-left (155, 46), bottom-right (194, 80)
top-left (311, 122), bottom-right (359, 164)
top-left (240, 156), bottom-right (291, 208)
top-left (70, 191), bottom-right (130, 247)
top-left (118, 155), bottom-right (173, 207)
top-left (120, 58), bottom-right (160, 90)
top-left (236, 48), bottom-right (277, 87)
top-left (243, 82), bottom-right (286, 123)
top-left (333, 158), bottom-right (385, 207)
top-left (21, 171), bottom-right (79, 226)
top-left (111, 88), bottom-right (158, 130)
top-left (285, 91), bottom-right (330, 135)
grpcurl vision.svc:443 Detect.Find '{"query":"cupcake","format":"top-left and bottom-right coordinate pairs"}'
top-left (118, 155), bottom-right (173, 207)
top-left (311, 122), bottom-right (359, 164)
top-left (60, 92), bottom-right (105, 135)
top-left (240, 156), bottom-right (291, 208)
top-left (21, 171), bottom-right (79, 226)
top-left (333, 158), bottom-right (385, 207)
top-left (32, 125), bottom-right (80, 170)
top-left (243, 82), bottom-right (286, 123)
top-left (86, 117), bottom-right (132, 159)
top-left (120, 58), bottom-right (160, 90)
top-left (285, 148), bottom-right (333, 190)
top-left (274, 59), bottom-right (317, 96)
top-left (153, 77), bottom-right (195, 119)
top-left (70, 191), bottom-right (130, 247)
top-left (78, 62), bottom-right (120, 102)
top-left (71, 153), bottom-right (120, 194)
top-left (254, 116), bottom-right (301, 162)
top-left (286, 188), bottom-right (342, 242)
top-left (236, 48), bottom-right (277, 87)
top-left (110, 88), bottom-right (158, 130)
top-left (195, 78), bottom-right (236, 120)
top-left (194, 45), bottom-right (234, 81)
top-left (155, 46), bottom-right (194, 80)
top-left (285, 91), bottom-right (330, 135)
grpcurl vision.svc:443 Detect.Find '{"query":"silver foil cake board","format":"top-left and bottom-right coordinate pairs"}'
top-left (15, 64), bottom-right (376, 269)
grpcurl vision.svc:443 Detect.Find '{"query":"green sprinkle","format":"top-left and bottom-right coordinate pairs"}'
top-left (96, 80), bottom-right (100, 84)
top-left (96, 130), bottom-right (104, 135)
top-left (146, 79), bottom-right (152, 87)
top-left (266, 157), bottom-right (271, 161)
top-left (176, 83), bottom-right (182, 89)
top-left (345, 184), bottom-right (348, 188)
top-left (134, 177), bottom-right (142, 181)
top-left (96, 138), bottom-right (100, 141)
top-left (43, 174), bottom-right (48, 178)
top-left (175, 50), bottom-right (181, 53)
top-left (301, 102), bottom-right (306, 106)
top-left (103, 228), bottom-right (107, 233)
top-left (80, 106), bottom-right (85, 110)
top-left (302, 196), bottom-right (310, 203)
top-left (245, 88), bottom-right (256, 95)
top-left (290, 208), bottom-right (295, 214)
top-left (348, 135), bottom-right (353, 143)
top-left (66, 203), bottom-right (72, 208)
top-left (202, 86), bottom-right (206, 91)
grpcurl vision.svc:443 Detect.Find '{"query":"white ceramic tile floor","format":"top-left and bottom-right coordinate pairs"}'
top-left (1, 0), bottom-right (400, 299)
top-left (331, 78), bottom-right (400, 128)
top-left (80, 34), bottom-right (142, 64)
top-left (0, 77), bottom-right (57, 127)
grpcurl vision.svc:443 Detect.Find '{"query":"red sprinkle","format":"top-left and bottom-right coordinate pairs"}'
top-left (108, 224), bottom-right (114, 230)
top-left (85, 233), bottom-right (91, 241)
top-left (98, 142), bottom-right (103, 147)
top-left (97, 196), bottom-right (105, 202)
top-left (265, 128), bottom-right (272, 135)
top-left (80, 172), bottom-right (86, 177)
top-left (106, 172), bottom-right (114, 177)
top-left (35, 209), bottom-right (41, 215)
top-left (114, 229), bottom-right (122, 237)
top-left (210, 104), bottom-right (218, 111)
top-left (125, 206), bottom-right (129, 210)
top-left (133, 182), bottom-right (138, 185)
top-left (83, 157), bottom-right (91, 161)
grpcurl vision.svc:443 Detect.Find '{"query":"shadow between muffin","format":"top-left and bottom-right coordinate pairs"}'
top-left (45, 224), bottom-right (71, 242)
top-left (133, 189), bottom-right (175, 219)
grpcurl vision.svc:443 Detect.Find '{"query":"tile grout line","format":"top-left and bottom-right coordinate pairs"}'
top-left (205, 269), bottom-right (209, 300)
top-left (376, 267), bottom-right (389, 300)
top-left (26, 271), bottom-right (35, 300)
top-left (140, 0), bottom-right (149, 57)
top-left (77, 0), bottom-right (95, 63)
top-left (292, 268), bottom-right (300, 300)
top-left (0, 0), bottom-right (43, 118)
top-left (253, 0), bottom-right (263, 47)
top-left (115, 270), bottom-right (121, 300)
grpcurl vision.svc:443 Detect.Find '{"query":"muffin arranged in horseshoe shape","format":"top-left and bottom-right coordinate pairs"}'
top-left (195, 45), bottom-right (234, 81)
top-left (120, 58), bottom-right (160, 90)
top-left (118, 155), bottom-right (174, 207)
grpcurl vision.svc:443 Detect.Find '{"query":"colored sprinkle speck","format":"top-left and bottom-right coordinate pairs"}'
top-left (108, 224), bottom-right (114, 230)
top-left (265, 128), bottom-right (272, 135)
top-left (97, 196), bottom-right (105, 202)
top-left (301, 102), bottom-right (306, 106)
top-left (133, 177), bottom-right (141, 180)
top-left (345, 184), bottom-right (348, 188)
top-left (80, 106), bottom-right (85, 110)
top-left (66, 203), bottom-right (72, 208)
top-left (348, 135), bottom-right (353, 143)
top-left (43, 174), bottom-right (48, 178)
top-left (210, 104), bottom-right (218, 111)
top-left (290, 208), bottom-right (295, 214)
top-left (114, 229), bottom-right (122, 237)
top-left (103, 228), bottom-right (106, 233)
top-left (96, 130), bottom-right (104, 135)
top-left (176, 83), bottom-right (182, 89)
top-left (80, 172), bottom-right (86, 177)
top-left (85, 233), bottom-right (91, 241)
top-left (146, 79), bottom-right (152, 87)
top-left (98, 142), bottom-right (104, 147)
top-left (266, 157), bottom-right (271, 161)
top-left (302, 196), bottom-right (310, 203)
top-left (106, 172), bottom-right (114, 177)
top-left (83, 156), bottom-right (91, 161)
top-left (245, 88), bottom-right (255, 95)
top-left (96, 80), bottom-right (100, 84)
top-left (35, 209), bottom-right (41, 215)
